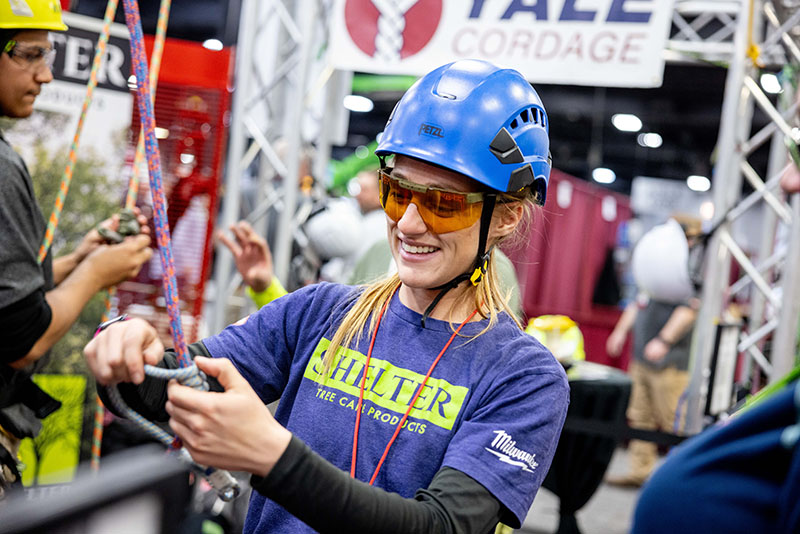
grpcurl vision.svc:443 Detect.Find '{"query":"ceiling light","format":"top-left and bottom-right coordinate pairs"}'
top-left (687, 174), bottom-right (711, 192)
top-left (180, 153), bottom-right (196, 164)
top-left (202, 39), bottom-right (223, 51)
top-left (343, 95), bottom-right (374, 113)
top-left (760, 73), bottom-right (782, 94)
top-left (347, 178), bottom-right (361, 197)
top-left (700, 201), bottom-right (715, 220)
top-left (355, 145), bottom-right (370, 158)
top-left (637, 132), bottom-right (663, 148)
top-left (127, 74), bottom-right (137, 90)
top-left (155, 127), bottom-right (169, 139)
top-left (592, 167), bottom-right (616, 184)
top-left (611, 113), bottom-right (642, 132)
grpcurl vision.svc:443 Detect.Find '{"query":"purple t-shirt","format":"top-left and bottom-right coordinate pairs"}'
top-left (204, 282), bottom-right (569, 533)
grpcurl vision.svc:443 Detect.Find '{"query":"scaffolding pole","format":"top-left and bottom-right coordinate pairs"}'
top-left (209, 0), bottom-right (259, 336)
top-left (272, 0), bottom-right (316, 287)
top-left (209, 0), bottom-right (334, 335)
top-left (682, 0), bottom-right (799, 433)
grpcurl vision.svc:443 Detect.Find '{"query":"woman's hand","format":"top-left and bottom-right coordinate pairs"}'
top-left (84, 318), bottom-right (164, 385)
top-left (165, 356), bottom-right (292, 477)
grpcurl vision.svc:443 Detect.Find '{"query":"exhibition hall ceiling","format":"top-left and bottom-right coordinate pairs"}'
top-left (73, 0), bottom-right (779, 195)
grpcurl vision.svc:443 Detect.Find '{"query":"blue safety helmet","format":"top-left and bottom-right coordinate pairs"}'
top-left (376, 59), bottom-right (551, 204)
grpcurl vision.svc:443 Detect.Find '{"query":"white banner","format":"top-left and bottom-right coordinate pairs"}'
top-left (329, 0), bottom-right (676, 87)
top-left (631, 176), bottom-right (710, 217)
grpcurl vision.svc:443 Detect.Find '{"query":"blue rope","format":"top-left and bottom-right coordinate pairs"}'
top-left (144, 364), bottom-right (209, 390)
top-left (106, 385), bottom-right (174, 446)
top-left (103, 363), bottom-right (240, 501)
top-left (121, 0), bottom-right (190, 368)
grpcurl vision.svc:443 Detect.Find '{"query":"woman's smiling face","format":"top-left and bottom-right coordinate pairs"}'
top-left (386, 155), bottom-right (485, 294)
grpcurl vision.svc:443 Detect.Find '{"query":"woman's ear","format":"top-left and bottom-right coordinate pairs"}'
top-left (490, 201), bottom-right (524, 240)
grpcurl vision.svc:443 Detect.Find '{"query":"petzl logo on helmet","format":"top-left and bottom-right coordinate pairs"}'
top-left (419, 123), bottom-right (444, 138)
top-left (344, 0), bottom-right (442, 62)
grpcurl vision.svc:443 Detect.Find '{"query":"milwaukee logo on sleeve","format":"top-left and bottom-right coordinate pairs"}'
top-left (485, 430), bottom-right (539, 472)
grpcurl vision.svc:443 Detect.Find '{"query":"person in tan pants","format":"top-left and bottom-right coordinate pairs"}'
top-left (605, 217), bottom-right (701, 487)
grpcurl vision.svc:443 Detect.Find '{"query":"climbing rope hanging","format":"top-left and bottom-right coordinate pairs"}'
top-left (37, 0), bottom-right (120, 264)
top-left (91, 0), bottom-right (173, 473)
top-left (27, 0), bottom-right (123, 475)
top-left (124, 0), bottom-right (171, 208)
top-left (109, 0), bottom-right (239, 500)
top-left (121, 0), bottom-right (189, 367)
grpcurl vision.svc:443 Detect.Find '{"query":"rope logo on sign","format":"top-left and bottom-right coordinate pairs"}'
top-left (344, 0), bottom-right (442, 61)
top-left (373, 0), bottom-right (420, 61)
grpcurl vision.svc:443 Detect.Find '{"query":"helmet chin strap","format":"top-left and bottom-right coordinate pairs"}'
top-left (421, 194), bottom-right (497, 327)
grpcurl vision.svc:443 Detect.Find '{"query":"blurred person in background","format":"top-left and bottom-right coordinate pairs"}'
top-left (631, 119), bottom-right (800, 533)
top-left (349, 166), bottom-right (386, 246)
top-left (306, 166), bottom-right (388, 283)
top-left (605, 215), bottom-right (702, 488)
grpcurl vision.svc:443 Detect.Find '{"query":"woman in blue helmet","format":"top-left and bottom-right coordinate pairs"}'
top-left (85, 59), bottom-right (569, 533)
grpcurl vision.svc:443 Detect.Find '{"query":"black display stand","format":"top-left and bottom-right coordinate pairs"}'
top-left (542, 361), bottom-right (632, 534)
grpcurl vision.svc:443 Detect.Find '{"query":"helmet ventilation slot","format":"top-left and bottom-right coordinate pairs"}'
top-left (508, 107), bottom-right (546, 130)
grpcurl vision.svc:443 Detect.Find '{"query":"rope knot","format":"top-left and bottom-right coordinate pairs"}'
top-left (143, 363), bottom-right (209, 391)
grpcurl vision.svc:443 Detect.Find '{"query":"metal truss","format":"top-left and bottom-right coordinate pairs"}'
top-left (668, 0), bottom-right (794, 66)
top-left (668, 1), bottom-right (741, 63)
top-left (208, 0), bottom-right (342, 335)
top-left (681, 0), bottom-right (800, 432)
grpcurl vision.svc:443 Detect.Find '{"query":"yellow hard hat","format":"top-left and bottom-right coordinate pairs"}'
top-left (0, 0), bottom-right (68, 31)
top-left (529, 314), bottom-right (577, 332)
top-left (525, 315), bottom-right (585, 361)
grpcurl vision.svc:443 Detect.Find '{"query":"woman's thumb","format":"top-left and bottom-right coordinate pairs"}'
top-left (195, 356), bottom-right (242, 390)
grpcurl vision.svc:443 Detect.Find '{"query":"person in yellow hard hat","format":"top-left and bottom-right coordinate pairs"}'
top-left (0, 0), bottom-right (65, 116)
top-left (525, 315), bottom-right (586, 364)
top-left (0, 0), bottom-right (152, 498)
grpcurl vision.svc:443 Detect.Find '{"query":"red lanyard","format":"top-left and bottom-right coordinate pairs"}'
top-left (350, 294), bottom-right (479, 485)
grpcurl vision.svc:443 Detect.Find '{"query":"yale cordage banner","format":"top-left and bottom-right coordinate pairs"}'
top-left (329, 0), bottom-right (676, 88)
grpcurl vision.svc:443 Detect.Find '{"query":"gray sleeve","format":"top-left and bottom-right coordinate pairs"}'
top-left (0, 138), bottom-right (49, 308)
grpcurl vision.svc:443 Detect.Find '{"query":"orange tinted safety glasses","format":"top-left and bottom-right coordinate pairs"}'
top-left (378, 169), bottom-right (485, 233)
